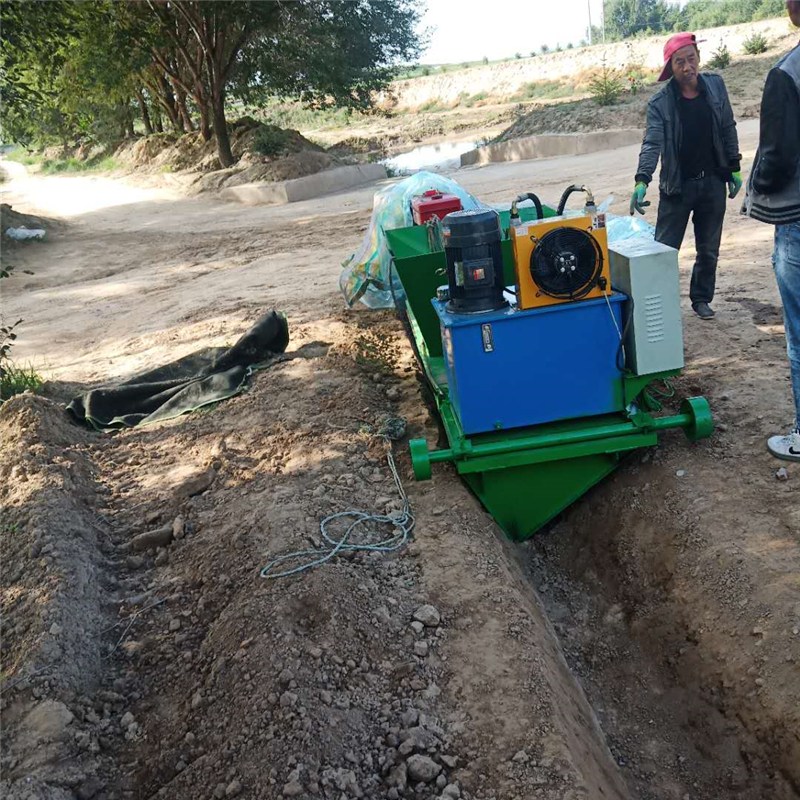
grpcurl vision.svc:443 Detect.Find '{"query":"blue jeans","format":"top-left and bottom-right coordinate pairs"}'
top-left (773, 221), bottom-right (800, 429)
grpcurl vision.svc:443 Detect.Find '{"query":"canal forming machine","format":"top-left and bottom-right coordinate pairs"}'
top-left (385, 186), bottom-right (713, 541)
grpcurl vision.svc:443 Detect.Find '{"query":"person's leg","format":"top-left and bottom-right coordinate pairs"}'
top-left (767, 220), bottom-right (800, 461)
top-left (689, 176), bottom-right (726, 307)
top-left (655, 190), bottom-right (691, 251)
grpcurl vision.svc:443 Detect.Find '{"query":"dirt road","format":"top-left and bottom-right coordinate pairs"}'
top-left (2, 117), bottom-right (799, 800)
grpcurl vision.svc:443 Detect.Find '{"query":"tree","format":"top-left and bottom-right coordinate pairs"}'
top-left (603, 0), bottom-right (681, 41)
top-left (1, 0), bottom-right (422, 170)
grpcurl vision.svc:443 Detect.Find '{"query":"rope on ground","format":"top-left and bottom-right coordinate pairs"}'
top-left (260, 429), bottom-right (414, 580)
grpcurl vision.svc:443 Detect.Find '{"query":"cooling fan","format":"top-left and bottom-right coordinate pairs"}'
top-left (530, 226), bottom-right (603, 300)
top-left (510, 214), bottom-right (612, 310)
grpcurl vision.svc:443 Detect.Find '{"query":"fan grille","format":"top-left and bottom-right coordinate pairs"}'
top-left (529, 227), bottom-right (603, 300)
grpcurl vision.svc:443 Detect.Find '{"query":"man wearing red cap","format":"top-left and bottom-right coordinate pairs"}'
top-left (743, 0), bottom-right (800, 462)
top-left (630, 31), bottom-right (742, 321)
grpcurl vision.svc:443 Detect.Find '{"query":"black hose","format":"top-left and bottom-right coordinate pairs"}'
top-left (557, 184), bottom-right (587, 216)
top-left (514, 192), bottom-right (543, 221)
top-left (616, 295), bottom-right (635, 373)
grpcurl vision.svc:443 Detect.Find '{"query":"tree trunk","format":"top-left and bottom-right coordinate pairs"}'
top-left (198, 101), bottom-right (212, 142)
top-left (211, 90), bottom-right (234, 168)
top-left (136, 90), bottom-right (153, 136)
top-left (156, 74), bottom-right (182, 132)
top-left (152, 102), bottom-right (163, 133)
top-left (175, 87), bottom-right (194, 132)
top-left (125, 106), bottom-right (135, 139)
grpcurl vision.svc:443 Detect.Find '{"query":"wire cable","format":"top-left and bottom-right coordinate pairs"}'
top-left (260, 433), bottom-right (414, 579)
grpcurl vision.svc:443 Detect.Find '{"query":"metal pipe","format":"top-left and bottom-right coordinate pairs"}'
top-left (426, 411), bottom-right (692, 465)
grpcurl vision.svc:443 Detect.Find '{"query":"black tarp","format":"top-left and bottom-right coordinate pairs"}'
top-left (67, 311), bottom-right (289, 429)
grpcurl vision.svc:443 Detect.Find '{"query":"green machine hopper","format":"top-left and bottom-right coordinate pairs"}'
top-left (385, 205), bottom-right (713, 542)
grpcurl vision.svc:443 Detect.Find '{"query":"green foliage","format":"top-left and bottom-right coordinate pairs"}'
top-left (599, 0), bottom-right (784, 43)
top-left (588, 59), bottom-right (625, 105)
top-left (40, 155), bottom-right (118, 173)
top-left (252, 126), bottom-right (291, 157)
top-left (0, 265), bottom-right (40, 403)
top-left (603, 0), bottom-right (681, 41)
top-left (540, 44), bottom-right (550, 54)
top-left (255, 101), bottom-right (358, 131)
top-left (679, 0), bottom-right (786, 29)
top-left (511, 80), bottom-right (579, 102)
top-left (1, 0), bottom-right (423, 169)
top-left (0, 362), bottom-right (42, 402)
top-left (743, 31), bottom-right (769, 54)
top-left (706, 43), bottom-right (732, 70)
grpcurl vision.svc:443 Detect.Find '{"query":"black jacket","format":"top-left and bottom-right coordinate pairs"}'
top-left (635, 73), bottom-right (741, 196)
top-left (744, 43), bottom-right (800, 225)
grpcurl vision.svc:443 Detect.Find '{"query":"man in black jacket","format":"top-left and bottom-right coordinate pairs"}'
top-left (630, 32), bottom-right (742, 320)
top-left (743, 0), bottom-right (800, 461)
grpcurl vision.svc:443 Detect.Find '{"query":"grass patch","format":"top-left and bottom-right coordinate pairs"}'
top-left (0, 362), bottom-right (43, 402)
top-left (3, 148), bottom-right (41, 166)
top-left (252, 101), bottom-right (366, 131)
top-left (40, 155), bottom-right (119, 174)
top-left (3, 148), bottom-right (119, 174)
top-left (510, 80), bottom-right (580, 102)
top-left (417, 99), bottom-right (447, 113)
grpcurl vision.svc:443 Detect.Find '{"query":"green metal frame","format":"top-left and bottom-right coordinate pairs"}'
top-left (386, 207), bottom-right (714, 541)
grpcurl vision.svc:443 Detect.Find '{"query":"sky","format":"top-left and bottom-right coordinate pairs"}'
top-left (417, 0), bottom-right (686, 64)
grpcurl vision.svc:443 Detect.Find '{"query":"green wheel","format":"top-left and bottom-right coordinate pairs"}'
top-left (680, 396), bottom-right (714, 441)
top-left (409, 438), bottom-right (432, 481)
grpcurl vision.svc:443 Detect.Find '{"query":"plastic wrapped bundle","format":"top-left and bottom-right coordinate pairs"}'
top-left (339, 171), bottom-right (483, 309)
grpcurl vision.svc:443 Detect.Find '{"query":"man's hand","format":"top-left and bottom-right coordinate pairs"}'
top-left (629, 182), bottom-right (650, 216)
top-left (728, 171), bottom-right (743, 199)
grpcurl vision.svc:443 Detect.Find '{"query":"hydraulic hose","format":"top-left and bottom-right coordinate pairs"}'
top-left (509, 192), bottom-right (544, 223)
top-left (557, 184), bottom-right (595, 216)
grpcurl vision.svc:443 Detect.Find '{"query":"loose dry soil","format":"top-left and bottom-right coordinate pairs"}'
top-left (1, 67), bottom-right (799, 800)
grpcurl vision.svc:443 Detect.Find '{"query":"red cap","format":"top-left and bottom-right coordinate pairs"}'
top-left (658, 32), bottom-right (705, 81)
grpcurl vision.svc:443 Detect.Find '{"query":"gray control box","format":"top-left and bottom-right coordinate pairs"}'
top-left (608, 237), bottom-right (684, 376)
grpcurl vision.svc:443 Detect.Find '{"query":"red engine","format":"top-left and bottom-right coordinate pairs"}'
top-left (411, 190), bottom-right (463, 225)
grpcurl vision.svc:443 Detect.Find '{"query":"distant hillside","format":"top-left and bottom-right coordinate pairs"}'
top-left (386, 17), bottom-right (794, 110)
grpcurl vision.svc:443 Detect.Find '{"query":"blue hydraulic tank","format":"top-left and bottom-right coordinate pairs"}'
top-left (433, 292), bottom-right (627, 435)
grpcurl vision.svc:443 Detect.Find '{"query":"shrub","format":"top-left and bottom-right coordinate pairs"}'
top-left (743, 32), bottom-right (769, 55)
top-left (253, 126), bottom-right (291, 157)
top-left (0, 265), bottom-right (41, 403)
top-left (706, 44), bottom-right (732, 70)
top-left (588, 59), bottom-right (625, 106)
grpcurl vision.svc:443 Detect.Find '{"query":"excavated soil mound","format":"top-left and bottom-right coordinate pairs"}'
top-left (114, 118), bottom-right (340, 193)
top-left (0, 393), bottom-right (111, 800)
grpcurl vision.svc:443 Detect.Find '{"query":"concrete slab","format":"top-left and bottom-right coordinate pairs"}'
top-left (461, 130), bottom-right (643, 167)
top-left (220, 163), bottom-right (387, 206)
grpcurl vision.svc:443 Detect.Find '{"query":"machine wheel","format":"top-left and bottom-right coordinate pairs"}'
top-left (409, 438), bottom-right (432, 481)
top-left (680, 396), bottom-right (714, 441)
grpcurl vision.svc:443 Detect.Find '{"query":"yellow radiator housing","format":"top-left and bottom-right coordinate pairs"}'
top-left (510, 215), bottom-right (612, 310)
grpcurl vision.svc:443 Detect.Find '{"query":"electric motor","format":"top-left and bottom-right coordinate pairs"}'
top-left (442, 209), bottom-right (506, 314)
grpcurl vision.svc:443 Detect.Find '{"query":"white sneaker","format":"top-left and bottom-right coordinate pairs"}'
top-left (767, 428), bottom-right (800, 462)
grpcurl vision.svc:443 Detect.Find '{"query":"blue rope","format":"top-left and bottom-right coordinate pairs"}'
top-left (260, 436), bottom-right (414, 579)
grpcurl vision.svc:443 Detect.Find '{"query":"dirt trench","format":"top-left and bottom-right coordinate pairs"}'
top-left (526, 468), bottom-right (800, 800)
top-left (3, 310), bottom-right (798, 800)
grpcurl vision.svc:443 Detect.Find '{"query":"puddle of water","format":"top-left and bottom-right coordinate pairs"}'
top-left (382, 140), bottom-right (477, 175)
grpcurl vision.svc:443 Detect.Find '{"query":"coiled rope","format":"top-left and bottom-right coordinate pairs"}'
top-left (260, 432), bottom-right (414, 579)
